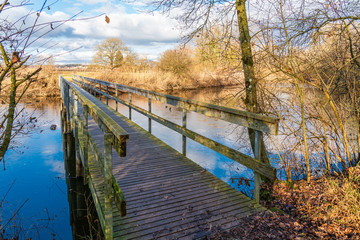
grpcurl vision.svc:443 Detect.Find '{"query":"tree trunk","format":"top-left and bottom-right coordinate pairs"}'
top-left (236, 0), bottom-right (271, 178)
top-left (0, 68), bottom-right (17, 162)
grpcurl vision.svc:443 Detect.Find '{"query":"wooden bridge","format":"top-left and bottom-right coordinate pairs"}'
top-left (59, 75), bottom-right (279, 240)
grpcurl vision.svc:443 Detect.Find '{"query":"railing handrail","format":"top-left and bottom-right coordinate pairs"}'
top-left (59, 75), bottom-right (128, 239)
top-left (72, 75), bottom-right (278, 180)
top-left (61, 76), bottom-right (129, 146)
top-left (73, 75), bottom-right (279, 135)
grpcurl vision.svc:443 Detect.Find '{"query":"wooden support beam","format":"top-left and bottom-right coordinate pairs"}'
top-left (106, 85), bottom-right (109, 105)
top-left (104, 132), bottom-right (114, 240)
top-left (99, 83), bottom-right (102, 101)
top-left (254, 130), bottom-right (261, 204)
top-left (129, 92), bottom-right (132, 120)
top-left (82, 104), bottom-right (89, 184)
top-left (148, 98), bottom-right (152, 133)
top-left (182, 109), bottom-right (187, 156)
top-left (115, 87), bottom-right (118, 112)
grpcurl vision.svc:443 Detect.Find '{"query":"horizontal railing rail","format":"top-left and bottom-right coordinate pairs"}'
top-left (72, 75), bottom-right (280, 204)
top-left (59, 76), bottom-right (128, 240)
top-left (73, 75), bottom-right (279, 134)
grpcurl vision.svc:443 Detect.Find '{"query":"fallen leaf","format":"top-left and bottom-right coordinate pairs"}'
top-left (105, 15), bottom-right (110, 24)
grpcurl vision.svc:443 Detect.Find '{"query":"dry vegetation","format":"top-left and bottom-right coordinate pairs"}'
top-left (208, 166), bottom-right (360, 239)
top-left (266, 168), bottom-right (360, 238)
top-left (87, 68), bottom-right (241, 92)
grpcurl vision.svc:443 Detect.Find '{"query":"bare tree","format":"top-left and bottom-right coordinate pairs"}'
top-left (253, 0), bottom-right (360, 181)
top-left (92, 38), bottom-right (131, 69)
top-left (0, 0), bottom-right (101, 164)
top-left (143, 1), bottom-right (273, 181)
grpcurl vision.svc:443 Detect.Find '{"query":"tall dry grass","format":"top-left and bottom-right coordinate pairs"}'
top-left (86, 68), bottom-right (242, 92)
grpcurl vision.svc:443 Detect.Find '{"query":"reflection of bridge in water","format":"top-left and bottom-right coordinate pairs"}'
top-left (62, 120), bottom-right (103, 239)
top-left (59, 75), bottom-right (279, 239)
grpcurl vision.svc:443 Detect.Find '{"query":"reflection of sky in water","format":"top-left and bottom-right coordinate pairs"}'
top-left (45, 159), bottom-right (66, 175)
top-left (0, 101), bottom-right (71, 240)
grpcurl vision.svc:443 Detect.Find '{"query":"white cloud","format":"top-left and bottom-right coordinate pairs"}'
top-left (78, 0), bottom-right (109, 4)
top-left (52, 2), bottom-right (180, 63)
top-left (2, 1), bottom-right (181, 64)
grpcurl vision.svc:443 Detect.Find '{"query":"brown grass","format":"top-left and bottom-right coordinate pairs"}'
top-left (86, 68), bottom-right (242, 91)
top-left (0, 66), bottom-right (243, 99)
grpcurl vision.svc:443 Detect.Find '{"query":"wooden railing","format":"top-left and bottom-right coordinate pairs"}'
top-left (72, 75), bottom-right (280, 203)
top-left (59, 76), bottom-right (128, 240)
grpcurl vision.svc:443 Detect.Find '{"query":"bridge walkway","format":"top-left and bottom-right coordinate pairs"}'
top-left (85, 97), bottom-right (263, 239)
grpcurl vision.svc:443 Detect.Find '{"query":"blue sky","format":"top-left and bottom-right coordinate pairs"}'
top-left (5, 0), bottom-right (181, 64)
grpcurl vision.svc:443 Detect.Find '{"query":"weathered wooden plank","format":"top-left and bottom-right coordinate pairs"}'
top-left (113, 187), bottom-right (245, 223)
top-left (115, 197), bottom-right (252, 236)
top-left (113, 200), bottom-right (259, 239)
top-left (122, 179), bottom-right (229, 204)
top-left (160, 207), bottom-right (262, 240)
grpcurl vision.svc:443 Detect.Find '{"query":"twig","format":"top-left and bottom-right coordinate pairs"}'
top-left (0, 178), bottom-right (16, 206)
top-left (0, 198), bottom-right (29, 232)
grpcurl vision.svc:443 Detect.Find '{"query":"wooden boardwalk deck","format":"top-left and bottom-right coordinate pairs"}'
top-left (84, 100), bottom-right (264, 239)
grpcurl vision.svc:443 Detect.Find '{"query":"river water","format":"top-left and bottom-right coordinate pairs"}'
top-left (0, 100), bottom-right (72, 239)
top-left (0, 86), bottom-right (262, 239)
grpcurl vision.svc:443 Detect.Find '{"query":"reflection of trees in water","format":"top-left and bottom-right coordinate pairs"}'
top-left (0, 100), bottom-right (63, 159)
top-left (170, 86), bottom-right (245, 109)
top-left (0, 180), bottom-right (58, 239)
top-left (172, 85), bottom-right (359, 182)
top-left (264, 83), bottom-right (359, 181)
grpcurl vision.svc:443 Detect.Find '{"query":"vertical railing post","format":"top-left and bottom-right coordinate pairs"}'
top-left (182, 109), bottom-right (187, 156)
top-left (82, 104), bottom-right (89, 184)
top-left (99, 82), bottom-right (102, 101)
top-left (63, 78), bottom-right (70, 121)
top-left (106, 85), bottom-right (109, 105)
top-left (104, 132), bottom-right (114, 240)
top-left (254, 130), bottom-right (261, 204)
top-left (148, 98), bottom-right (152, 133)
top-left (82, 77), bottom-right (86, 91)
top-left (115, 87), bottom-right (118, 112)
top-left (73, 94), bottom-right (83, 178)
top-left (69, 90), bottom-right (74, 132)
top-left (129, 92), bottom-right (132, 120)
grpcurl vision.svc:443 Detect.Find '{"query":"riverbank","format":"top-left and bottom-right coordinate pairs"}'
top-left (209, 166), bottom-right (360, 239)
top-left (4, 68), bottom-right (243, 98)
top-left (86, 69), bottom-right (242, 91)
